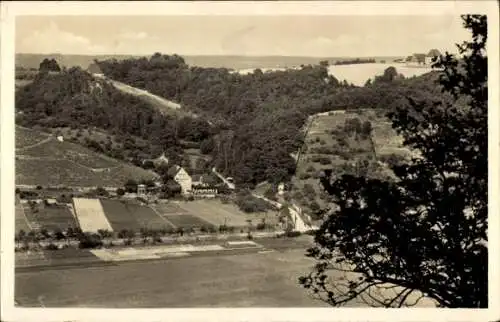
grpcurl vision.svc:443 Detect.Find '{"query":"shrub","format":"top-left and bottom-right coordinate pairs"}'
top-left (256, 223), bottom-right (267, 231)
top-left (54, 229), bottom-right (65, 240)
top-left (234, 193), bottom-right (270, 213)
top-left (303, 184), bottom-right (316, 199)
top-left (44, 243), bottom-right (59, 251)
top-left (299, 172), bottom-right (312, 180)
top-left (78, 233), bottom-right (103, 249)
top-left (306, 165), bottom-right (316, 173)
top-left (286, 231), bottom-right (302, 238)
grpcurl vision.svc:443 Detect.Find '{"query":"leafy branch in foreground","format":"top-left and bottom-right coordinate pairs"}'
top-left (299, 15), bottom-right (487, 308)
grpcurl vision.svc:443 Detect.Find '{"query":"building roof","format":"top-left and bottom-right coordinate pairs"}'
top-left (192, 174), bottom-right (206, 183)
top-left (167, 165), bottom-right (182, 178)
top-left (427, 49), bottom-right (441, 57)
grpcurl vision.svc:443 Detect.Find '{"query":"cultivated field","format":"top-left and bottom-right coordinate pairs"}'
top-left (15, 200), bottom-right (32, 233)
top-left (152, 202), bottom-right (213, 229)
top-left (18, 138), bottom-right (119, 169)
top-left (178, 199), bottom-right (280, 228)
top-left (163, 214), bottom-right (213, 230)
top-left (15, 127), bottom-right (156, 188)
top-left (25, 204), bottom-right (78, 231)
top-left (73, 198), bottom-right (113, 233)
top-left (100, 199), bottom-right (174, 231)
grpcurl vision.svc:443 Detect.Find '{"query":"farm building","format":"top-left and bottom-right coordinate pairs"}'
top-left (168, 165), bottom-right (193, 195)
top-left (406, 49), bottom-right (442, 66)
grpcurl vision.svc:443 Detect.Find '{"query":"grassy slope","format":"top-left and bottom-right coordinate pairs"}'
top-left (291, 109), bottom-right (412, 216)
top-left (15, 126), bottom-right (157, 188)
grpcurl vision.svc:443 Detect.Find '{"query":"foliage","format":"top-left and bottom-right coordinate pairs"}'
top-left (78, 233), bottom-right (103, 249)
top-left (15, 66), bottom-right (212, 168)
top-left (234, 191), bottom-right (272, 213)
top-left (39, 58), bottom-right (61, 73)
top-left (300, 15), bottom-right (487, 308)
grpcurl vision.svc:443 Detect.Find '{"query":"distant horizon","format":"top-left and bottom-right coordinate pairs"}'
top-left (16, 15), bottom-right (466, 57)
top-left (16, 52), bottom-right (412, 59)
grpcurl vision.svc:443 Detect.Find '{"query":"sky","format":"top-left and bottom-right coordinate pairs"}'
top-left (15, 15), bottom-right (469, 57)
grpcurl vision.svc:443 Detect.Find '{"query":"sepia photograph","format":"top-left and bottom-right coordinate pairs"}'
top-left (1, 1), bottom-right (499, 321)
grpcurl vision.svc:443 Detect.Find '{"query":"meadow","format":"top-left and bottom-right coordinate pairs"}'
top-left (15, 248), bottom-right (327, 307)
top-left (177, 199), bottom-right (280, 228)
top-left (15, 245), bottom-right (436, 308)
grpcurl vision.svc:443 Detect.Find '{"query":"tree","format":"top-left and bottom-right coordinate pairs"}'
top-left (116, 188), bottom-right (125, 196)
top-left (124, 179), bottom-right (138, 193)
top-left (299, 15), bottom-right (487, 308)
top-left (39, 58), bottom-right (61, 73)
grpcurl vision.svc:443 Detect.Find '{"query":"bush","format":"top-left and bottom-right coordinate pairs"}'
top-left (234, 193), bottom-right (270, 213)
top-left (286, 231), bottom-right (302, 238)
top-left (44, 243), bottom-right (59, 251)
top-left (306, 165), bottom-right (316, 173)
top-left (299, 172), bottom-right (312, 180)
top-left (78, 234), bottom-right (103, 249)
top-left (303, 184), bottom-right (316, 199)
top-left (219, 195), bottom-right (231, 204)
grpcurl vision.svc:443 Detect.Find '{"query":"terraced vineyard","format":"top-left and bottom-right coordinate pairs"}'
top-left (15, 127), bottom-right (157, 188)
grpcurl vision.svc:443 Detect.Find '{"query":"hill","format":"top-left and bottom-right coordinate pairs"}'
top-left (16, 53), bottom-right (444, 187)
top-left (15, 67), bottom-right (214, 174)
top-left (16, 53), bottom-right (402, 70)
top-left (289, 109), bottom-right (417, 218)
top-left (15, 126), bottom-right (157, 188)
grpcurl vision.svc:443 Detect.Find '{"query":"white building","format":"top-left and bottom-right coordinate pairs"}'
top-left (168, 165), bottom-right (192, 195)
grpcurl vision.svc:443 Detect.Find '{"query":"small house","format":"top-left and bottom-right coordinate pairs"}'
top-left (57, 136), bottom-right (64, 142)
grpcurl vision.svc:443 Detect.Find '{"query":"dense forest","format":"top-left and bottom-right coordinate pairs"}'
top-left (16, 53), bottom-right (444, 186)
top-left (334, 58), bottom-right (376, 65)
top-left (15, 67), bottom-right (212, 169)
